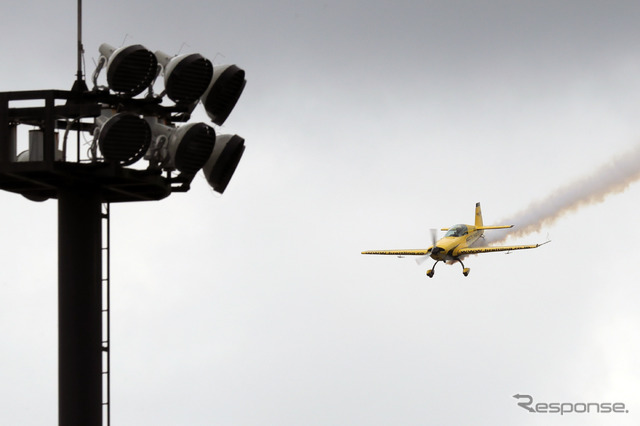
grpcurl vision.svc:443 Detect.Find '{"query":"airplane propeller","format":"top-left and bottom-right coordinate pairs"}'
top-left (416, 228), bottom-right (438, 265)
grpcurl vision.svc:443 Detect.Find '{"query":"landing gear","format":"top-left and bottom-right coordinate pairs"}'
top-left (426, 260), bottom-right (439, 278)
top-left (426, 259), bottom-right (470, 277)
top-left (456, 259), bottom-right (470, 277)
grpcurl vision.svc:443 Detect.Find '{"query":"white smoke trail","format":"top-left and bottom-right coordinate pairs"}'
top-left (486, 143), bottom-right (640, 244)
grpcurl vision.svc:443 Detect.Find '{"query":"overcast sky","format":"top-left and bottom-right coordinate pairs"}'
top-left (2, 1), bottom-right (640, 425)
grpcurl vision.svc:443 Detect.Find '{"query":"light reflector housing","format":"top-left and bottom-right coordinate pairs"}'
top-left (202, 134), bottom-right (245, 194)
top-left (97, 112), bottom-right (152, 165)
top-left (149, 121), bottom-right (216, 175)
top-left (201, 65), bottom-right (246, 125)
top-left (156, 51), bottom-right (213, 104)
top-left (99, 43), bottom-right (158, 96)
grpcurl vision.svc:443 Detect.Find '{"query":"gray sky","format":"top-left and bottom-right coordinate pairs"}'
top-left (1, 1), bottom-right (640, 425)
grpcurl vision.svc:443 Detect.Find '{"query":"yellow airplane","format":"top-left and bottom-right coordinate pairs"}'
top-left (362, 202), bottom-right (549, 277)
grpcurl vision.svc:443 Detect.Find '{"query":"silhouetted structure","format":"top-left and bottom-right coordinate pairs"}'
top-left (0, 36), bottom-right (245, 426)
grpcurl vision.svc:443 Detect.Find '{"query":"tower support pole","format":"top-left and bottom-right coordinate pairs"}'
top-left (58, 187), bottom-right (103, 426)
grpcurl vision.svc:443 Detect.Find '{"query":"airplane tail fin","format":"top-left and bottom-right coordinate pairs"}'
top-left (475, 202), bottom-right (514, 231)
top-left (475, 202), bottom-right (483, 228)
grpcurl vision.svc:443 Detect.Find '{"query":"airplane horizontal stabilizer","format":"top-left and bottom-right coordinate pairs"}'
top-left (476, 225), bottom-right (514, 230)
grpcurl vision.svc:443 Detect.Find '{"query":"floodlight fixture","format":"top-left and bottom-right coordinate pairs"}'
top-left (94, 111), bottom-right (152, 165)
top-left (98, 43), bottom-right (158, 96)
top-left (155, 51), bottom-right (213, 104)
top-left (147, 120), bottom-right (216, 176)
top-left (201, 64), bottom-right (246, 125)
top-left (202, 134), bottom-right (245, 194)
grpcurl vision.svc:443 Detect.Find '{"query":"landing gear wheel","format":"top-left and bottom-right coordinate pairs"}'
top-left (426, 260), bottom-right (439, 278)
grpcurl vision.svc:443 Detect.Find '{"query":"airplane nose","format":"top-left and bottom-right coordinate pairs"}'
top-left (431, 246), bottom-right (444, 258)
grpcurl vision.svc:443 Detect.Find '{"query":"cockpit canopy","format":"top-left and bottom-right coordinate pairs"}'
top-left (444, 224), bottom-right (468, 238)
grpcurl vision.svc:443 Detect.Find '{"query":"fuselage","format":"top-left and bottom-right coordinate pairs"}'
top-left (430, 224), bottom-right (483, 261)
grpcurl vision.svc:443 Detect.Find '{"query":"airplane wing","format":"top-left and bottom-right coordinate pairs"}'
top-left (361, 248), bottom-right (431, 256)
top-left (458, 241), bottom-right (549, 255)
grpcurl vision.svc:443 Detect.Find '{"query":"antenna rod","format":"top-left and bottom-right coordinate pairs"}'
top-left (77, 0), bottom-right (83, 81)
top-left (71, 0), bottom-right (88, 92)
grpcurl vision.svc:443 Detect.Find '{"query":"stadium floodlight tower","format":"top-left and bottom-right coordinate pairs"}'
top-left (0, 6), bottom-right (247, 425)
